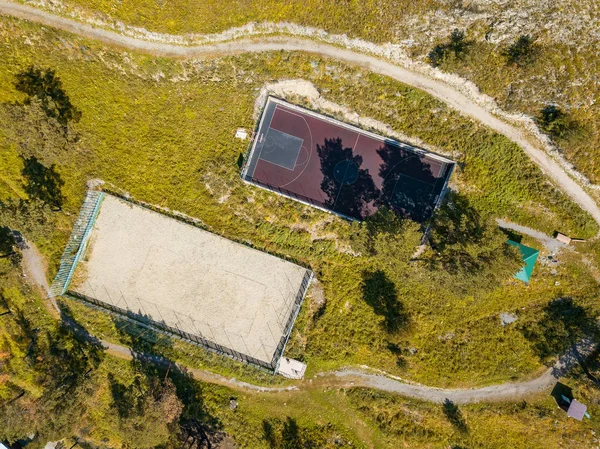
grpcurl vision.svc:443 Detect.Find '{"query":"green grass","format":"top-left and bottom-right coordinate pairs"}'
top-left (1, 16), bottom-right (599, 390)
top-left (3, 255), bottom-right (599, 448)
top-left (18, 0), bottom-right (441, 41)
top-left (24, 0), bottom-right (600, 185)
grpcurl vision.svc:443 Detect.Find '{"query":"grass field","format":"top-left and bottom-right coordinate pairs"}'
top-left (21, 0), bottom-right (600, 185)
top-left (2, 259), bottom-right (599, 448)
top-left (1, 15), bottom-right (599, 392)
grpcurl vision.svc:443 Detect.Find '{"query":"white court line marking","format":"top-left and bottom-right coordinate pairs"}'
top-left (273, 107), bottom-right (314, 188)
top-left (258, 128), bottom-right (304, 171)
top-left (252, 102), bottom-right (279, 174)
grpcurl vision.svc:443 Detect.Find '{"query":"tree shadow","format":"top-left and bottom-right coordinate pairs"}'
top-left (262, 417), bottom-right (320, 449)
top-left (317, 137), bottom-right (379, 220)
top-left (282, 417), bottom-right (302, 449)
top-left (112, 313), bottom-right (175, 358)
top-left (236, 153), bottom-right (245, 169)
top-left (428, 29), bottom-right (472, 67)
top-left (362, 270), bottom-right (408, 334)
top-left (180, 418), bottom-right (231, 449)
top-left (15, 66), bottom-right (81, 128)
top-left (499, 227), bottom-right (523, 244)
top-left (376, 143), bottom-right (438, 223)
top-left (0, 227), bottom-right (22, 266)
top-left (519, 297), bottom-right (599, 363)
top-left (503, 35), bottom-right (536, 66)
top-left (21, 156), bottom-right (65, 210)
top-left (550, 382), bottom-right (573, 412)
top-left (426, 191), bottom-right (521, 282)
top-left (442, 399), bottom-right (468, 433)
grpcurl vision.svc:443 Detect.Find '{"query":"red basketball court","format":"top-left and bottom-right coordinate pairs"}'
top-left (242, 97), bottom-right (454, 222)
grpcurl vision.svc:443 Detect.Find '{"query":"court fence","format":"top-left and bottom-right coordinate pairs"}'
top-left (67, 268), bottom-right (313, 372)
top-left (50, 191), bottom-right (104, 297)
top-left (53, 188), bottom-right (315, 372)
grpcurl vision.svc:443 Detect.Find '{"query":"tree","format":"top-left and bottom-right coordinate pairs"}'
top-left (350, 208), bottom-right (421, 261)
top-left (428, 29), bottom-right (469, 67)
top-left (426, 192), bottom-right (522, 293)
top-left (0, 226), bottom-right (21, 266)
top-left (503, 35), bottom-right (535, 66)
top-left (0, 290), bottom-right (105, 444)
top-left (110, 374), bottom-right (183, 448)
top-left (15, 66), bottom-right (82, 127)
top-left (518, 297), bottom-right (598, 362)
top-left (537, 105), bottom-right (570, 139)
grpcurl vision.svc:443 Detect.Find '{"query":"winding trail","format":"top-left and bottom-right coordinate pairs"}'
top-left (5, 0), bottom-right (600, 403)
top-left (20, 237), bottom-right (593, 403)
top-left (2, 1), bottom-right (600, 229)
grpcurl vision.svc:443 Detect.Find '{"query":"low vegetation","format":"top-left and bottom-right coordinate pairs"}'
top-left (0, 11), bottom-right (599, 447)
top-left (0, 16), bottom-right (598, 391)
top-left (27, 0), bottom-right (600, 183)
top-left (1, 258), bottom-right (598, 448)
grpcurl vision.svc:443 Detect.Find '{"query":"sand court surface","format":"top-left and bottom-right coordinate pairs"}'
top-left (71, 194), bottom-right (311, 366)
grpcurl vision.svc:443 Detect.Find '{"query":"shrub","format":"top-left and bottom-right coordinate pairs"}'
top-left (537, 104), bottom-right (570, 139)
top-left (503, 35), bottom-right (535, 66)
top-left (428, 29), bottom-right (469, 67)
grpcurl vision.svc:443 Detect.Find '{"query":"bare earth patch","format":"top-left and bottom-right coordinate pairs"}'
top-left (71, 194), bottom-right (311, 365)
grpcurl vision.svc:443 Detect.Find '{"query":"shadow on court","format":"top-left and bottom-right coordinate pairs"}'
top-left (316, 137), bottom-right (442, 222)
top-left (361, 270), bottom-right (408, 334)
top-left (317, 137), bottom-right (379, 220)
top-left (376, 143), bottom-right (437, 223)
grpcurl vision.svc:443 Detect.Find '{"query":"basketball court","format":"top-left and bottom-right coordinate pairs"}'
top-left (242, 97), bottom-right (455, 222)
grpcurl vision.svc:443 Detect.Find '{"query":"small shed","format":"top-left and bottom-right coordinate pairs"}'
top-left (235, 128), bottom-right (248, 140)
top-left (555, 233), bottom-right (572, 245)
top-left (507, 240), bottom-right (539, 283)
top-left (567, 399), bottom-right (588, 421)
top-left (277, 357), bottom-right (307, 379)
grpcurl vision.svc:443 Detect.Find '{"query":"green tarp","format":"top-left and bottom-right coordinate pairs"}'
top-left (507, 240), bottom-right (540, 283)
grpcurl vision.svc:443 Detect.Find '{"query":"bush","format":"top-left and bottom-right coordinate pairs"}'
top-left (428, 29), bottom-right (469, 67)
top-left (537, 105), bottom-right (570, 139)
top-left (503, 35), bottom-right (535, 66)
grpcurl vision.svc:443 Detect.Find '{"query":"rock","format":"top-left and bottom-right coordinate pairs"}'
top-left (229, 399), bottom-right (238, 410)
top-left (86, 178), bottom-right (105, 190)
top-left (500, 312), bottom-right (518, 326)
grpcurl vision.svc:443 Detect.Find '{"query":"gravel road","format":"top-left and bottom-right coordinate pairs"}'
top-left (6, 0), bottom-right (598, 402)
top-left (19, 237), bottom-right (590, 403)
top-left (2, 0), bottom-right (600, 229)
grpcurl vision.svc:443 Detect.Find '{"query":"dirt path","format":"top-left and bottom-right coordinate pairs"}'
top-left (496, 219), bottom-right (568, 253)
top-left (2, 1), bottom-right (600, 230)
top-left (19, 237), bottom-right (592, 403)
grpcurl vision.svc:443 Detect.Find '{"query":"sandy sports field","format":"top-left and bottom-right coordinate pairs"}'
top-left (71, 194), bottom-right (311, 366)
